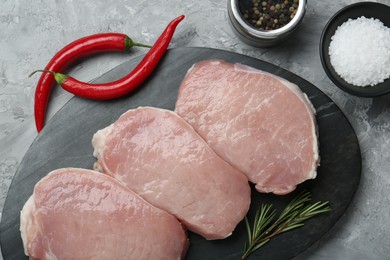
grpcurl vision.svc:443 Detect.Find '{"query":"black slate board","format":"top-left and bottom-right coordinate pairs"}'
top-left (0, 47), bottom-right (361, 260)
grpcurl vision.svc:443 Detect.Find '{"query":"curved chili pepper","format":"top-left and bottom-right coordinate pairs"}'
top-left (32, 15), bottom-right (185, 107)
top-left (34, 33), bottom-right (151, 133)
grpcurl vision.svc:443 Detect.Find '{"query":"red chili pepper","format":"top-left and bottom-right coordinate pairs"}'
top-left (33, 16), bottom-right (184, 133)
top-left (31, 15), bottom-right (184, 128)
top-left (34, 33), bottom-right (151, 133)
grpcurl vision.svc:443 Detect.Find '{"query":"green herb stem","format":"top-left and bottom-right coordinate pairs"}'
top-left (241, 191), bottom-right (331, 259)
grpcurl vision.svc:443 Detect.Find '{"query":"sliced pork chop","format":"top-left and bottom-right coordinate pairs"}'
top-left (175, 60), bottom-right (319, 195)
top-left (92, 107), bottom-right (251, 240)
top-left (20, 168), bottom-right (188, 260)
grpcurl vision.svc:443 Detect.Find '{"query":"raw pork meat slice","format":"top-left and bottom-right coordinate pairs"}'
top-left (175, 60), bottom-right (319, 195)
top-left (20, 168), bottom-right (188, 260)
top-left (92, 107), bottom-right (251, 240)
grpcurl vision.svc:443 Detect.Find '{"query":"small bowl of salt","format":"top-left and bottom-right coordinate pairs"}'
top-left (320, 2), bottom-right (390, 97)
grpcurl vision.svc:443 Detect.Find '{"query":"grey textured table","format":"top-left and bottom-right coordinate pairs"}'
top-left (0, 0), bottom-right (389, 259)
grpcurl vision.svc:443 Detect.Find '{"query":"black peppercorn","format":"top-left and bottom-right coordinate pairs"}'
top-left (240, 0), bottom-right (299, 30)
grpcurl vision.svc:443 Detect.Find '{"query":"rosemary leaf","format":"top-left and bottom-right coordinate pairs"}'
top-left (244, 217), bottom-right (252, 245)
top-left (252, 240), bottom-right (270, 252)
top-left (254, 204), bottom-right (275, 238)
top-left (241, 191), bottom-right (331, 259)
top-left (281, 223), bottom-right (305, 232)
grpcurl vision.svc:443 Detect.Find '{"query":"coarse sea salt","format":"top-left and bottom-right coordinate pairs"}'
top-left (329, 16), bottom-right (390, 87)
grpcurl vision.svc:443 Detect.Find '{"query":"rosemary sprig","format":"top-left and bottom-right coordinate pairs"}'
top-left (241, 191), bottom-right (331, 260)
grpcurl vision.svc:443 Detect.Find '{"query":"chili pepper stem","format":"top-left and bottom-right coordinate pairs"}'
top-left (30, 70), bottom-right (68, 86)
top-left (124, 36), bottom-right (152, 50)
top-left (133, 42), bottom-right (152, 48)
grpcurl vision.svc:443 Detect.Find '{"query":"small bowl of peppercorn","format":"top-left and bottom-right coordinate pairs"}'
top-left (228, 0), bottom-right (307, 47)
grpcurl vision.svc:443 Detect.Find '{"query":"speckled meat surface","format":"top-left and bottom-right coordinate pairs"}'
top-left (92, 107), bottom-right (251, 240)
top-left (175, 60), bottom-right (319, 195)
top-left (20, 168), bottom-right (188, 260)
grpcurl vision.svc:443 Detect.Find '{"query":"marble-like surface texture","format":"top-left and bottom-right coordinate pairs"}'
top-left (0, 0), bottom-right (389, 259)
